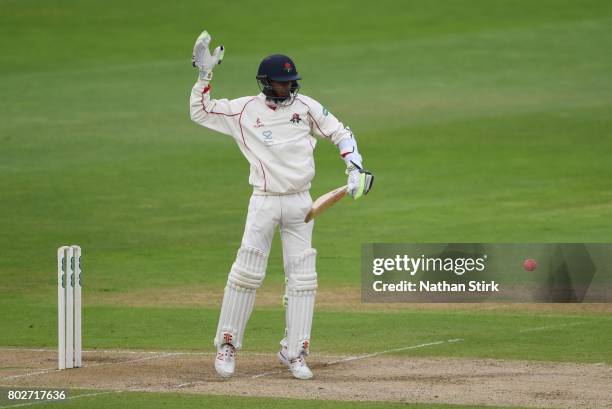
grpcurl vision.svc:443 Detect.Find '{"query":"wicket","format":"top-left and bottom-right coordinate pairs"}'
top-left (57, 245), bottom-right (82, 370)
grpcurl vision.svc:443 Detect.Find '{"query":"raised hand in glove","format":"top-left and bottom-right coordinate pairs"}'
top-left (192, 30), bottom-right (225, 81)
top-left (346, 161), bottom-right (374, 199)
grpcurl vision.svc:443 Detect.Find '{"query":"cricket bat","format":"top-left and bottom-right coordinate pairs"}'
top-left (304, 185), bottom-right (348, 223)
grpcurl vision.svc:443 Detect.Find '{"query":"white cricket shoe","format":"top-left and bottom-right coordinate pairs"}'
top-left (278, 345), bottom-right (313, 380)
top-left (215, 343), bottom-right (236, 378)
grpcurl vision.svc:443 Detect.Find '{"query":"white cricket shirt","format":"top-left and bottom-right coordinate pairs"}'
top-left (190, 79), bottom-right (352, 195)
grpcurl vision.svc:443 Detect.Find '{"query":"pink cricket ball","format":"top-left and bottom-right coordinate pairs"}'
top-left (523, 259), bottom-right (537, 271)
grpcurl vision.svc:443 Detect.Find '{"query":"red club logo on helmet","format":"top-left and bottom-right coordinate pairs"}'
top-left (283, 62), bottom-right (293, 72)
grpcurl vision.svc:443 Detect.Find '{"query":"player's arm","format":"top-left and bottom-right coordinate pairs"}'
top-left (338, 130), bottom-right (374, 200)
top-left (304, 97), bottom-right (374, 199)
top-left (189, 31), bottom-right (239, 137)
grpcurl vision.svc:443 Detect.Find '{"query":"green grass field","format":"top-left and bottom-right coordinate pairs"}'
top-left (1, 0), bottom-right (611, 408)
top-left (2, 391), bottom-right (532, 409)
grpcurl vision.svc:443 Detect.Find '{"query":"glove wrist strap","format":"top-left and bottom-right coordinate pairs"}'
top-left (199, 70), bottom-right (213, 81)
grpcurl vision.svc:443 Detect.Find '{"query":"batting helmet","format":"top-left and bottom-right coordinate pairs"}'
top-left (256, 54), bottom-right (301, 105)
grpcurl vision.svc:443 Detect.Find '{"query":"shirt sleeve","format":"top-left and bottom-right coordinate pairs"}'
top-left (298, 96), bottom-right (352, 145)
top-left (189, 79), bottom-right (246, 137)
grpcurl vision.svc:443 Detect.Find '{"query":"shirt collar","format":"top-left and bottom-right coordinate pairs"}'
top-left (257, 93), bottom-right (280, 111)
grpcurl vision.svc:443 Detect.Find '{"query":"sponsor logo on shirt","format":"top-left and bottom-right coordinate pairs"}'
top-left (262, 130), bottom-right (273, 145)
top-left (254, 118), bottom-right (264, 128)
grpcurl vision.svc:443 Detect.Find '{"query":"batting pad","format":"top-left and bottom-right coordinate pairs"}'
top-left (228, 246), bottom-right (268, 289)
top-left (285, 248), bottom-right (317, 359)
top-left (214, 246), bottom-right (268, 350)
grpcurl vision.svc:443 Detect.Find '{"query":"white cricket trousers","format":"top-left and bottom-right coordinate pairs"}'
top-left (214, 190), bottom-right (317, 357)
top-left (242, 191), bottom-right (313, 261)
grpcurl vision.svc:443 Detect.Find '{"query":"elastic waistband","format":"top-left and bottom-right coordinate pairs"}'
top-left (252, 188), bottom-right (309, 196)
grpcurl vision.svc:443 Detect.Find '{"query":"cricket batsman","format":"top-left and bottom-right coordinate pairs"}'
top-left (189, 31), bottom-right (374, 379)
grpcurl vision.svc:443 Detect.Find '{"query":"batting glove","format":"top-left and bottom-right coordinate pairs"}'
top-left (346, 161), bottom-right (374, 200)
top-left (192, 30), bottom-right (224, 81)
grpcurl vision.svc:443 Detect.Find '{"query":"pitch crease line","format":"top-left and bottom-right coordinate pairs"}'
top-left (518, 321), bottom-right (588, 333)
top-left (1, 353), bottom-right (178, 380)
top-left (251, 338), bottom-right (463, 379)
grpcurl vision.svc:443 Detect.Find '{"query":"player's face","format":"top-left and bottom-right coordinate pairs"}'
top-left (269, 80), bottom-right (292, 97)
